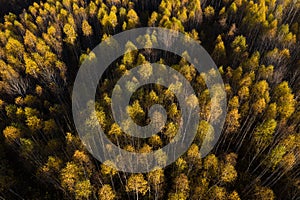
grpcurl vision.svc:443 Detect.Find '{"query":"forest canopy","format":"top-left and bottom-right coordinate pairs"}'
top-left (0, 0), bottom-right (299, 199)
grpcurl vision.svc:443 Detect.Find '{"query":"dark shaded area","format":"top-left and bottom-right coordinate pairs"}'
top-left (0, 0), bottom-right (46, 22)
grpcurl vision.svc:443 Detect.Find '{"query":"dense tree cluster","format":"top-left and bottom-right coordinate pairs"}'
top-left (0, 0), bottom-right (299, 199)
